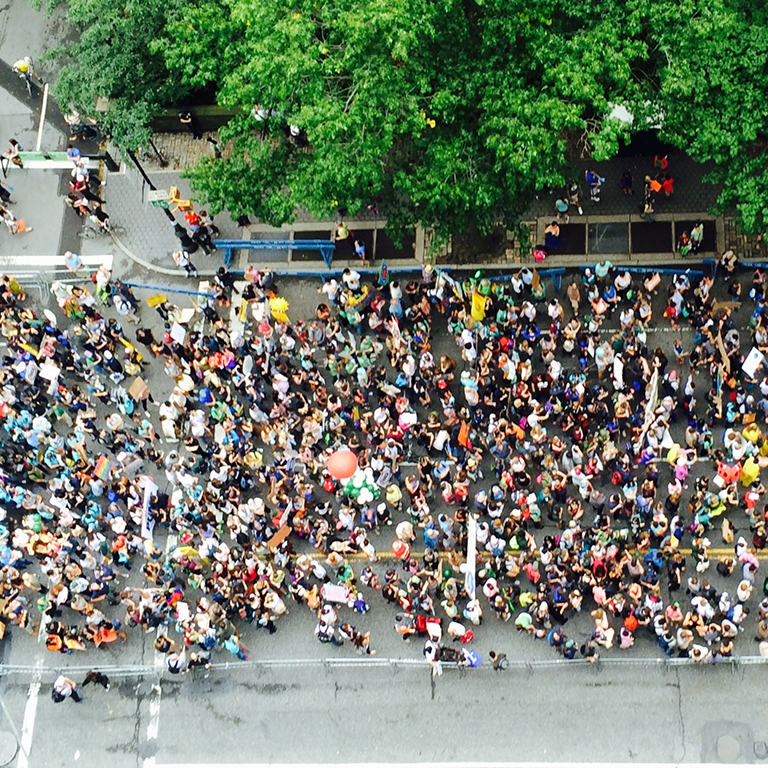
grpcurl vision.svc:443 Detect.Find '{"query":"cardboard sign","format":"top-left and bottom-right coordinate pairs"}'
top-left (23, 360), bottom-right (38, 384)
top-left (321, 583), bottom-right (351, 603)
top-left (39, 363), bottom-right (60, 381)
top-left (128, 377), bottom-right (149, 401)
top-left (266, 524), bottom-right (291, 551)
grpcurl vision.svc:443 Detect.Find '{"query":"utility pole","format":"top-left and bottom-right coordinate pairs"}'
top-left (148, 137), bottom-right (169, 168)
top-left (125, 148), bottom-right (175, 223)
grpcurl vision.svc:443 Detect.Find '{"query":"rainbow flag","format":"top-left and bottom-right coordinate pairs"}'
top-left (93, 455), bottom-right (115, 480)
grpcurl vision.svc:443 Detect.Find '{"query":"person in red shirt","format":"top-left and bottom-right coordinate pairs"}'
top-left (184, 210), bottom-right (201, 230)
top-left (663, 173), bottom-right (674, 197)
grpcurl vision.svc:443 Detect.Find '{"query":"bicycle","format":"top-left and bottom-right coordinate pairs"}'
top-left (81, 222), bottom-right (125, 239)
top-left (12, 57), bottom-right (43, 98)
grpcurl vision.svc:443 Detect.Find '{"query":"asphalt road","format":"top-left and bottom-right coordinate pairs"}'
top-left (4, 657), bottom-right (768, 767)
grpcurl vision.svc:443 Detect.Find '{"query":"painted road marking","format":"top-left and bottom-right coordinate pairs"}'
top-left (0, 254), bottom-right (113, 271)
top-left (16, 658), bottom-right (43, 768)
top-left (146, 762), bottom-right (750, 768)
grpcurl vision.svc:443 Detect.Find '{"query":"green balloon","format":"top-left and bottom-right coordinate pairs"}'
top-left (32, 522), bottom-right (42, 533)
top-left (33, 513), bottom-right (41, 522)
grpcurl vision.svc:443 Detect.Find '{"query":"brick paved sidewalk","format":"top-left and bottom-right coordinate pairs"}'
top-left (139, 131), bottom-right (224, 173)
top-left (105, 133), bottom-right (734, 273)
top-left (527, 154), bottom-right (721, 219)
top-left (105, 167), bottom-right (243, 274)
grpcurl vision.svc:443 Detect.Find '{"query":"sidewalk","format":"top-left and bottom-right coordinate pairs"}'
top-left (103, 135), bottom-right (736, 276)
top-left (104, 168), bottom-right (242, 275)
top-left (526, 154), bottom-right (720, 219)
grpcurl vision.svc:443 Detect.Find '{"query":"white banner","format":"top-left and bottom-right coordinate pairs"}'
top-left (465, 515), bottom-right (477, 600)
top-left (140, 479), bottom-right (159, 540)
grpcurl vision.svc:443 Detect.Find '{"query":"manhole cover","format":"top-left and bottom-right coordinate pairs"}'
top-left (717, 734), bottom-right (741, 762)
top-left (0, 731), bottom-right (18, 766)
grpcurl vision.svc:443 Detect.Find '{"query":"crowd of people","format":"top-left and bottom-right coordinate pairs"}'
top-left (0, 248), bottom-right (765, 675)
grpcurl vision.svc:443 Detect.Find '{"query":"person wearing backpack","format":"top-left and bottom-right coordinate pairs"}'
top-left (489, 650), bottom-right (508, 671)
top-left (52, 674), bottom-right (84, 703)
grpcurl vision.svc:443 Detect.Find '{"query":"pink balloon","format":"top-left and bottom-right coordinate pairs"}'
top-left (327, 449), bottom-right (358, 480)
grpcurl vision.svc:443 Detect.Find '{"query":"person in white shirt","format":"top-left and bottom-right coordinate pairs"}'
top-left (547, 298), bottom-right (564, 323)
top-left (341, 269), bottom-right (361, 291)
top-left (320, 278), bottom-right (340, 304)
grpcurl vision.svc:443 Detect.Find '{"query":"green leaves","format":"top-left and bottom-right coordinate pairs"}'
top-left (648, 0), bottom-right (768, 230)
top-left (47, 0), bottom-right (768, 236)
top-left (47, 0), bottom-right (190, 149)
top-left (157, 0), bottom-right (654, 242)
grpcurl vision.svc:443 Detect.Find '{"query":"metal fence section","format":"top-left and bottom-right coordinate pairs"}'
top-left (1, 654), bottom-right (767, 681)
top-left (6, 272), bottom-right (48, 304)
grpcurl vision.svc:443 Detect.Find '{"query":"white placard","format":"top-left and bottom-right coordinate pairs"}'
top-left (170, 322), bottom-right (186, 345)
top-left (743, 346), bottom-right (765, 378)
top-left (140, 479), bottom-right (159, 540)
top-left (39, 363), bottom-right (60, 381)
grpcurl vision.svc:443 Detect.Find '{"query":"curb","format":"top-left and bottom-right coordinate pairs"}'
top-left (108, 230), bottom-right (749, 279)
top-left (110, 232), bottom-right (219, 278)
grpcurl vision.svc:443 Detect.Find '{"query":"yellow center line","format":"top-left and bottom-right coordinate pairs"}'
top-left (323, 546), bottom-right (766, 562)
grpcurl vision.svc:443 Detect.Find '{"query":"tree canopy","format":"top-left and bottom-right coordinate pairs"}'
top-left (151, 0), bottom-right (653, 241)
top-left (44, 0), bottom-right (768, 239)
top-left (648, 0), bottom-right (768, 234)
top-left (44, 0), bottom-right (189, 149)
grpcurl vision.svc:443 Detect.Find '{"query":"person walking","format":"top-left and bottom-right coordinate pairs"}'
top-left (179, 110), bottom-right (203, 140)
top-left (0, 180), bottom-right (14, 205)
top-left (1, 207), bottom-right (31, 234)
top-left (64, 250), bottom-right (84, 274)
top-left (5, 138), bottom-right (23, 168)
top-left (224, 633), bottom-right (250, 660)
top-left (566, 280), bottom-right (581, 316)
top-left (193, 223), bottom-right (216, 255)
top-left (489, 650), bottom-right (509, 671)
top-left (555, 197), bottom-right (570, 224)
top-left (173, 249), bottom-right (198, 279)
top-left (640, 194), bottom-right (655, 223)
top-left (173, 223), bottom-right (199, 254)
top-left (567, 181), bottom-right (583, 214)
top-left (585, 169), bottom-right (604, 202)
top-left (354, 239), bottom-right (368, 265)
top-left (82, 670), bottom-right (110, 690)
top-left (691, 222), bottom-right (704, 254)
top-left (52, 675), bottom-right (84, 703)
top-left (619, 170), bottom-right (634, 196)
top-left (199, 210), bottom-right (220, 237)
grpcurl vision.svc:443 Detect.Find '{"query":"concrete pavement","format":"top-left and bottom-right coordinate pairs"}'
top-left (3, 658), bottom-right (768, 766)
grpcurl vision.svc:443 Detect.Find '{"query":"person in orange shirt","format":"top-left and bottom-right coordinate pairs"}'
top-left (645, 175), bottom-right (662, 193)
